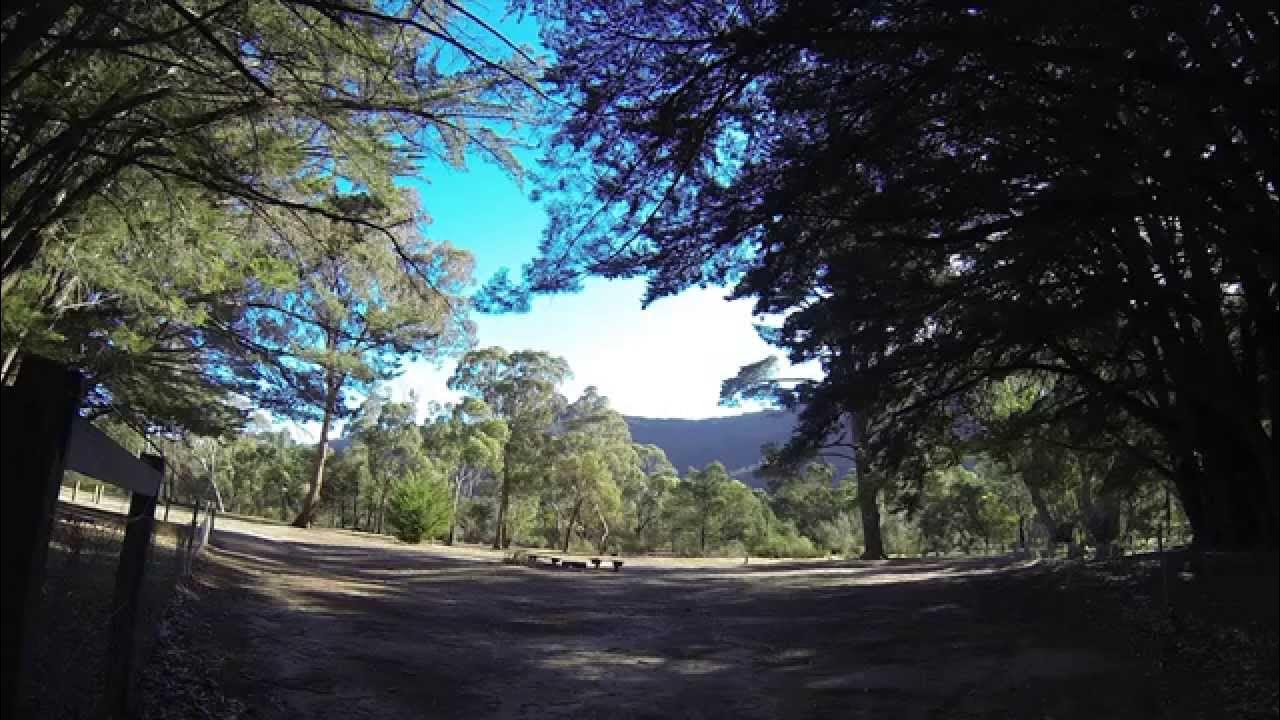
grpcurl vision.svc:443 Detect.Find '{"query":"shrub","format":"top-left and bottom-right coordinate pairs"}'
top-left (387, 473), bottom-right (452, 544)
top-left (461, 500), bottom-right (494, 543)
top-left (751, 522), bottom-right (823, 558)
top-left (813, 512), bottom-right (863, 556)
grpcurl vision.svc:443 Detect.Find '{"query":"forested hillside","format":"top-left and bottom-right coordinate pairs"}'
top-left (623, 411), bottom-right (852, 485)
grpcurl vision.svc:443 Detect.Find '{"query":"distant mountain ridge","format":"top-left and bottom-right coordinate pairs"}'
top-left (624, 410), bottom-right (848, 488)
top-left (333, 409), bottom-right (843, 490)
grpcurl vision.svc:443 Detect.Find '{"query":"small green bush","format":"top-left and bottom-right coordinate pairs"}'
top-left (387, 473), bottom-right (451, 544)
top-left (751, 522), bottom-right (823, 558)
top-left (813, 512), bottom-right (862, 556)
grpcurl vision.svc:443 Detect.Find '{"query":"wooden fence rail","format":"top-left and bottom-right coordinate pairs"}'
top-left (1, 355), bottom-right (170, 719)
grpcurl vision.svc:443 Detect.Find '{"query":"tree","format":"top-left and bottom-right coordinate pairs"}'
top-left (422, 397), bottom-right (509, 545)
top-left (240, 192), bottom-right (474, 527)
top-left (546, 388), bottom-right (636, 552)
top-left (975, 374), bottom-right (1165, 556)
top-left (549, 450), bottom-right (612, 552)
top-left (198, 429), bottom-right (306, 520)
top-left (496, 1), bottom-right (1278, 550)
top-left (386, 468), bottom-right (452, 544)
top-left (666, 462), bottom-right (742, 555)
top-left (358, 399), bottom-right (430, 535)
top-left (448, 348), bottom-right (571, 547)
top-left (761, 462), bottom-right (837, 542)
top-left (624, 443), bottom-right (678, 549)
top-left (1, 181), bottom-right (262, 436)
top-left (322, 439), bottom-right (371, 528)
top-left (2, 0), bottom-right (538, 282)
top-left (724, 358), bottom-right (889, 559)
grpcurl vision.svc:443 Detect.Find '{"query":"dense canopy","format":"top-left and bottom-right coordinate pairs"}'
top-left (493, 0), bottom-right (1278, 549)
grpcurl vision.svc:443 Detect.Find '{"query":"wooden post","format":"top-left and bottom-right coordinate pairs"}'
top-left (162, 465), bottom-right (172, 523)
top-left (185, 499), bottom-right (202, 574)
top-left (0, 355), bottom-right (82, 718)
top-left (208, 503), bottom-right (217, 545)
top-left (101, 454), bottom-right (162, 719)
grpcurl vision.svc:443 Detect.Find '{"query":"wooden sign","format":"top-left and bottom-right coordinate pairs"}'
top-left (64, 418), bottom-right (162, 497)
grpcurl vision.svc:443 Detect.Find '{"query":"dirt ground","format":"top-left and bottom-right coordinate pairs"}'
top-left (137, 519), bottom-right (1274, 720)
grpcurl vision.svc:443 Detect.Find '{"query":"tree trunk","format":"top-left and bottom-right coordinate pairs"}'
top-left (562, 499), bottom-right (582, 553)
top-left (1174, 422), bottom-right (1279, 550)
top-left (0, 345), bottom-right (21, 384)
top-left (493, 467), bottom-right (511, 549)
top-left (858, 474), bottom-right (886, 560)
top-left (447, 471), bottom-right (464, 546)
top-left (377, 481), bottom-right (389, 535)
top-left (292, 382), bottom-right (338, 528)
top-left (595, 504), bottom-right (610, 553)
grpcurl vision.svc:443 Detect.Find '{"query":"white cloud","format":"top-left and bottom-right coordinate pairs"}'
top-left (385, 279), bottom-right (819, 420)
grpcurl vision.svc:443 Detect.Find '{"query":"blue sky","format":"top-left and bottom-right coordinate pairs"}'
top-left (292, 5), bottom-right (812, 439)
top-left (383, 151), bottom-right (806, 420)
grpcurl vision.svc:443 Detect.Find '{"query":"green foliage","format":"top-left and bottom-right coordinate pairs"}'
top-left (387, 471), bottom-right (453, 545)
top-left (751, 521), bottom-right (822, 559)
top-left (231, 193), bottom-right (476, 527)
top-left (3, 0), bottom-right (538, 448)
top-left (448, 348), bottom-right (572, 547)
top-left (460, 501), bottom-right (497, 544)
top-left (1, 184), bottom-right (260, 435)
top-left (3, 0), bottom-right (538, 280)
top-left (764, 463), bottom-right (840, 542)
top-left (811, 512), bottom-right (863, 557)
top-left (617, 443), bottom-right (678, 551)
top-left (496, 0), bottom-right (1278, 551)
top-left (665, 463), bottom-right (764, 556)
top-left (919, 465), bottom-right (1021, 555)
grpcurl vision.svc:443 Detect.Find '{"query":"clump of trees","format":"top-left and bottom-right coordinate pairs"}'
top-left (2, 0), bottom-right (538, 496)
top-left (179, 346), bottom-right (1190, 560)
top-left (485, 0), bottom-right (1277, 552)
top-left (6, 0), bottom-right (1265, 559)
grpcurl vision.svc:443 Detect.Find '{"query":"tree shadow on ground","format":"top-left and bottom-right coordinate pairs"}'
top-left (168, 528), bottom-right (1230, 720)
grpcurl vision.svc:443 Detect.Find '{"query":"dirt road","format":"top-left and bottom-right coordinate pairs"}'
top-left (148, 522), bottom-right (1166, 719)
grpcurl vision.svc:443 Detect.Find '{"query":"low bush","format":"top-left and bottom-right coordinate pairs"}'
top-left (751, 522), bottom-right (823, 558)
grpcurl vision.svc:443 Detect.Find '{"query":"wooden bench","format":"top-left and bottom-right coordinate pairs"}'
top-left (590, 557), bottom-right (602, 568)
top-left (611, 560), bottom-right (624, 571)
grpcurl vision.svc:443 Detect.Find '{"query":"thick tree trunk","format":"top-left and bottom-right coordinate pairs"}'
top-left (292, 383), bottom-right (338, 528)
top-left (1175, 424), bottom-right (1279, 550)
top-left (858, 474), bottom-right (886, 560)
top-left (562, 499), bottom-right (582, 553)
